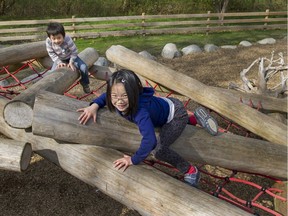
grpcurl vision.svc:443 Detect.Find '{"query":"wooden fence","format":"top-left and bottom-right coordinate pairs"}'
top-left (0, 10), bottom-right (286, 42)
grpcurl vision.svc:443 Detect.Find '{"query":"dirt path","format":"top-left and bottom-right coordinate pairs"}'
top-left (0, 38), bottom-right (287, 216)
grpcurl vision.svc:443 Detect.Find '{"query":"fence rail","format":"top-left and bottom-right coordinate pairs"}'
top-left (0, 10), bottom-right (286, 42)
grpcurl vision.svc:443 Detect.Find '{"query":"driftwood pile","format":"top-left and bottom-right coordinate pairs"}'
top-left (0, 41), bottom-right (287, 216)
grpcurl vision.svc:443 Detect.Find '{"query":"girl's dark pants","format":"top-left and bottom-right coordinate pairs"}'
top-left (153, 98), bottom-right (190, 174)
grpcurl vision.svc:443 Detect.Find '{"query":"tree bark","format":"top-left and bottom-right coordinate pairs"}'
top-left (0, 41), bottom-right (47, 67)
top-left (31, 90), bottom-right (287, 179)
top-left (0, 137), bottom-right (32, 172)
top-left (105, 45), bottom-right (287, 145)
top-left (3, 47), bottom-right (99, 129)
top-left (0, 97), bottom-right (250, 216)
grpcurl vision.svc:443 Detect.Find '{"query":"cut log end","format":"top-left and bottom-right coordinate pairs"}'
top-left (20, 143), bottom-right (32, 171)
top-left (4, 101), bottom-right (33, 129)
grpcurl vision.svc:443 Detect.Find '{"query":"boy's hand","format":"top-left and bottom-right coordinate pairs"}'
top-left (113, 155), bottom-right (133, 172)
top-left (67, 62), bottom-right (76, 71)
top-left (56, 63), bottom-right (67, 69)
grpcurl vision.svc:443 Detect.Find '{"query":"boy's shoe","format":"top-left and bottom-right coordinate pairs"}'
top-left (194, 106), bottom-right (218, 136)
top-left (82, 84), bottom-right (91, 94)
top-left (184, 167), bottom-right (200, 188)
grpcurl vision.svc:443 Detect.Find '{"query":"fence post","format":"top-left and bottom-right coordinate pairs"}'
top-left (264, 9), bottom-right (269, 30)
top-left (72, 15), bottom-right (76, 41)
top-left (142, 12), bottom-right (146, 36)
top-left (206, 11), bottom-right (210, 36)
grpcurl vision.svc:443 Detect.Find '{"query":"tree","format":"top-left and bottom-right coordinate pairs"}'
top-left (212, 0), bottom-right (230, 21)
top-left (0, 0), bottom-right (15, 15)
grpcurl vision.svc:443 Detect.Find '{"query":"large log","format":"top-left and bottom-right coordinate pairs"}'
top-left (105, 45), bottom-right (287, 145)
top-left (36, 55), bottom-right (286, 114)
top-left (0, 137), bottom-right (32, 172)
top-left (0, 98), bottom-right (250, 216)
top-left (3, 47), bottom-right (99, 129)
top-left (32, 91), bottom-right (287, 179)
top-left (0, 41), bottom-right (47, 67)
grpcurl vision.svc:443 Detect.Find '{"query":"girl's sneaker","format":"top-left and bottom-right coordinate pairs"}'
top-left (184, 166), bottom-right (200, 188)
top-left (194, 106), bottom-right (218, 136)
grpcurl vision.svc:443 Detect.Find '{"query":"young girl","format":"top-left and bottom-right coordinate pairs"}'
top-left (77, 69), bottom-right (218, 187)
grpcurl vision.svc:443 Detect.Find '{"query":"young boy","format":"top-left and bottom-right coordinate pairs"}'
top-left (45, 22), bottom-right (91, 93)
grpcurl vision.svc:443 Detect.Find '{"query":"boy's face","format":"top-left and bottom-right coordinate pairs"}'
top-left (49, 33), bottom-right (64, 46)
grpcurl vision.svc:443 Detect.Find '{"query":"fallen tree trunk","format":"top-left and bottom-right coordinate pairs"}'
top-left (0, 137), bottom-right (32, 172)
top-left (0, 41), bottom-right (47, 67)
top-left (32, 91), bottom-right (287, 179)
top-left (3, 47), bottom-right (99, 129)
top-left (105, 45), bottom-right (287, 145)
top-left (0, 98), bottom-right (250, 216)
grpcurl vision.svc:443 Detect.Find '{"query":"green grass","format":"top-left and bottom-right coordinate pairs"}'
top-left (74, 29), bottom-right (287, 56)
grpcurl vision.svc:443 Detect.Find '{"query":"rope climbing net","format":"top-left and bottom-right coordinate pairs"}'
top-left (0, 61), bottom-right (287, 216)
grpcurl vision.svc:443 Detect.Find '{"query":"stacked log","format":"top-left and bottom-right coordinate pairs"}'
top-left (0, 97), bottom-right (250, 216)
top-left (1, 42), bottom-right (286, 215)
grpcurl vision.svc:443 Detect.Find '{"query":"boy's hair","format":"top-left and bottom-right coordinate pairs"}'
top-left (106, 69), bottom-right (143, 116)
top-left (46, 22), bottom-right (65, 38)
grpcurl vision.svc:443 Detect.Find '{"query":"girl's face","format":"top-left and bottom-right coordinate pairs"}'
top-left (110, 83), bottom-right (129, 112)
top-left (50, 33), bottom-right (64, 46)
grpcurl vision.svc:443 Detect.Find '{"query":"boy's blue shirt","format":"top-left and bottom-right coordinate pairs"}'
top-left (92, 87), bottom-right (170, 164)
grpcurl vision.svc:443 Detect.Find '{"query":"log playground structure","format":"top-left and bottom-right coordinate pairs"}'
top-left (0, 41), bottom-right (287, 216)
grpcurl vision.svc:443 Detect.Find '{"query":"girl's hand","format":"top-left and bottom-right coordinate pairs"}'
top-left (77, 103), bottom-right (99, 125)
top-left (113, 155), bottom-right (133, 172)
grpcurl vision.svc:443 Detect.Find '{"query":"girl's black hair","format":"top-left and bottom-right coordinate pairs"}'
top-left (106, 69), bottom-right (143, 116)
top-left (46, 22), bottom-right (66, 38)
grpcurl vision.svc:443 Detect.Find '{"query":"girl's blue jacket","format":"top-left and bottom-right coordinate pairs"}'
top-left (92, 87), bottom-right (170, 164)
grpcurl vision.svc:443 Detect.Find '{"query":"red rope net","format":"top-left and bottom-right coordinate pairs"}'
top-left (0, 61), bottom-right (287, 216)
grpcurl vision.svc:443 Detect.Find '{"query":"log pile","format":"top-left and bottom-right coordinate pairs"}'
top-left (0, 42), bottom-right (287, 215)
top-left (0, 97), bottom-right (250, 216)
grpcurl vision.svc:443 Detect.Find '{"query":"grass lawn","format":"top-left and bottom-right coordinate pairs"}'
top-left (74, 29), bottom-right (287, 56)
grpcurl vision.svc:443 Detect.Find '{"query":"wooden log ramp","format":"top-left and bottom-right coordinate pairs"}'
top-left (3, 47), bottom-right (99, 129)
top-left (32, 90), bottom-right (287, 179)
top-left (0, 137), bottom-right (32, 172)
top-left (105, 45), bottom-right (287, 145)
top-left (0, 97), bottom-right (251, 216)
